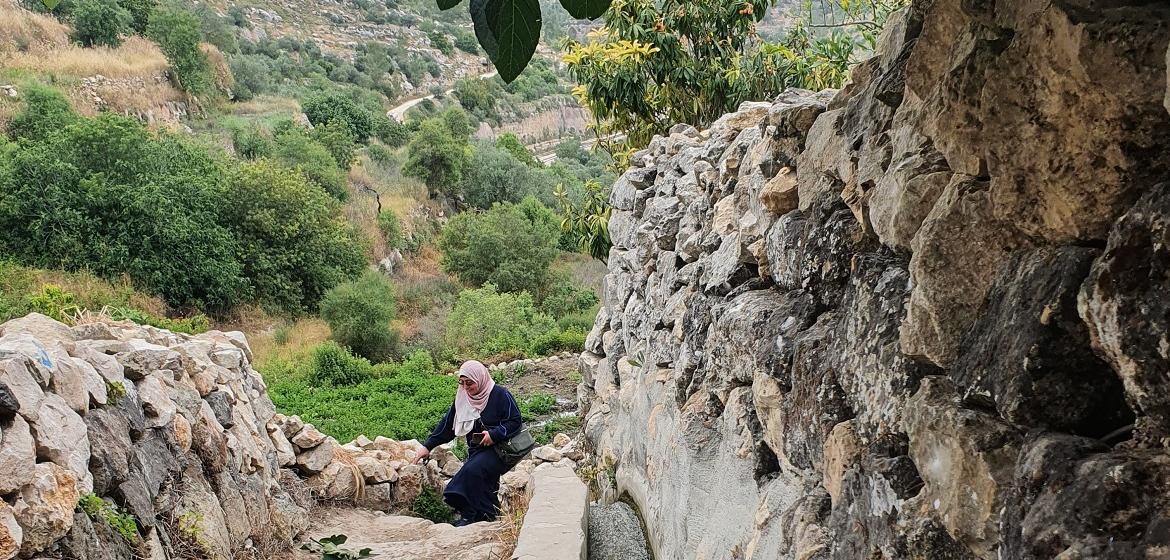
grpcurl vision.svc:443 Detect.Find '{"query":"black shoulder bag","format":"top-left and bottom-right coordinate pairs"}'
top-left (493, 426), bottom-right (536, 468)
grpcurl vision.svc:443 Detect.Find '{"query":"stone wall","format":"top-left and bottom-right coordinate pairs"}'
top-left (577, 2), bottom-right (1170, 559)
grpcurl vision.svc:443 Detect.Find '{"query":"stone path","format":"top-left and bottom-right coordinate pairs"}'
top-left (286, 508), bottom-right (511, 560)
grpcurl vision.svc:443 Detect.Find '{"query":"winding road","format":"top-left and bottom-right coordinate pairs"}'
top-left (387, 70), bottom-right (497, 122)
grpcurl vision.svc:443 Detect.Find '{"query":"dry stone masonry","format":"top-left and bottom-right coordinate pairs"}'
top-left (578, 2), bottom-right (1170, 559)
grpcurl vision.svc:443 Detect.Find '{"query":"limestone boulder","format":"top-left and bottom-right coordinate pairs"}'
top-left (295, 438), bottom-right (337, 475)
top-left (135, 375), bottom-right (176, 429)
top-left (28, 393), bottom-right (91, 493)
top-left (115, 348), bottom-right (181, 381)
top-left (902, 175), bottom-right (1031, 367)
top-left (13, 463), bottom-right (80, 556)
top-left (1079, 183), bottom-right (1170, 444)
top-left (0, 359), bottom-right (42, 423)
top-left (952, 247), bottom-right (1132, 437)
top-left (0, 313), bottom-right (74, 345)
top-left (0, 415), bottom-right (36, 495)
top-left (905, 378), bottom-right (1020, 559)
top-left (292, 424), bottom-right (328, 449)
top-left (0, 501), bottom-right (19, 560)
top-left (0, 383), bottom-right (17, 422)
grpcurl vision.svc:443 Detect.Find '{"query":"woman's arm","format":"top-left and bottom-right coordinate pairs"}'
top-left (422, 404), bottom-right (456, 450)
top-left (487, 388), bottom-right (523, 444)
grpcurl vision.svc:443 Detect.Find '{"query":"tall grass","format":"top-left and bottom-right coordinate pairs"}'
top-left (0, 0), bottom-right (69, 54)
top-left (1, 35), bottom-right (169, 78)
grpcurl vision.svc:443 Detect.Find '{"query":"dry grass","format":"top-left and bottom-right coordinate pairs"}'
top-left (493, 491), bottom-right (529, 558)
top-left (344, 166), bottom-right (423, 262)
top-left (2, 35), bottom-right (169, 79)
top-left (248, 318), bottom-right (331, 370)
top-left (0, 0), bottom-right (69, 53)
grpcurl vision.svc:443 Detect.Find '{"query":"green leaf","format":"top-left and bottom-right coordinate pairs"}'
top-left (40, 0), bottom-right (61, 9)
top-left (559, 0), bottom-right (610, 19)
top-left (438, 0), bottom-right (462, 9)
top-left (471, 0), bottom-right (541, 83)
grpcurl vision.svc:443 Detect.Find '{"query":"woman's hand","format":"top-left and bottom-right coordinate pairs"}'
top-left (413, 447), bottom-right (431, 464)
top-left (479, 431), bottom-right (494, 446)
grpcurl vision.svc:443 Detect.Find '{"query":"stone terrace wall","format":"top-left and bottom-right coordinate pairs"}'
top-left (578, 2), bottom-right (1170, 559)
top-left (0, 313), bottom-right (310, 559)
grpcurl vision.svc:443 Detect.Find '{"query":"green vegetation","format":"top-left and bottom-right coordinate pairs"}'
top-left (377, 209), bottom-right (404, 250)
top-left (0, 92), bottom-right (364, 314)
top-left (402, 115), bottom-right (470, 198)
top-left (438, 198), bottom-right (561, 295)
top-left (319, 271), bottom-right (399, 362)
top-left (411, 487), bottom-right (454, 524)
top-left (148, 3), bottom-right (216, 96)
top-left (519, 392), bottom-right (555, 420)
top-left (265, 350), bottom-right (455, 442)
top-left (302, 92), bottom-right (375, 143)
top-left (301, 534), bottom-right (373, 560)
top-left (78, 493), bottom-right (139, 542)
top-left (72, 0), bottom-right (130, 47)
top-left (563, 0), bottom-right (906, 157)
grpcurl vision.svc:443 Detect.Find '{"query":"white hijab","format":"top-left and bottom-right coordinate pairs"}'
top-left (453, 360), bottom-right (495, 437)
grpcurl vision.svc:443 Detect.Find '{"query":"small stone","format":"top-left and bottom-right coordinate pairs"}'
top-left (291, 425), bottom-right (327, 449)
top-left (29, 393), bottom-right (91, 492)
top-left (532, 445), bottom-right (562, 463)
top-left (136, 376), bottom-right (177, 428)
top-left (116, 348), bottom-right (182, 380)
top-left (355, 455), bottom-right (393, 483)
top-left (295, 439), bottom-right (336, 475)
top-left (0, 359), bottom-right (44, 423)
top-left (352, 435), bottom-right (373, 448)
top-left (173, 413), bottom-right (192, 453)
top-left (441, 459), bottom-right (462, 477)
top-left (553, 433), bottom-right (571, 448)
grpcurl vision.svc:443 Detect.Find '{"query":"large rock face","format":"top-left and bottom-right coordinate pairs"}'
top-left (579, 1), bottom-right (1170, 558)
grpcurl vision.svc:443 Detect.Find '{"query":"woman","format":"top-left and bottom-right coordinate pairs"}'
top-left (413, 360), bottom-right (522, 526)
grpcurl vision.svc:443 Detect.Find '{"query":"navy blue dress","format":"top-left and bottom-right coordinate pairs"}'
top-left (423, 384), bottom-right (523, 522)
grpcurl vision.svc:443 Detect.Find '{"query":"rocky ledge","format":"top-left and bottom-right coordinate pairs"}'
top-left (578, 1), bottom-right (1170, 559)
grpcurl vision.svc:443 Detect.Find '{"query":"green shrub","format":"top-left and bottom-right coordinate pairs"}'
top-left (6, 84), bottom-right (76, 143)
top-left (320, 271), bottom-right (398, 363)
top-left (302, 92), bottom-right (374, 142)
top-left (460, 143), bottom-right (542, 209)
top-left (107, 307), bottom-right (210, 335)
top-left (272, 126), bottom-right (348, 200)
top-left (78, 493), bottom-right (138, 542)
top-left (411, 487), bottom-right (453, 524)
top-left (519, 392), bottom-right (555, 421)
top-left (377, 209), bottom-right (403, 250)
top-left (538, 274), bottom-right (599, 318)
top-left (120, 0), bottom-right (158, 33)
top-left (148, 4), bottom-right (215, 96)
top-left (28, 285), bottom-right (79, 322)
top-left (453, 29), bottom-right (479, 54)
top-left (402, 118), bottom-right (468, 198)
top-left (231, 125), bottom-right (274, 160)
top-left (529, 327), bottom-right (587, 357)
top-left (72, 0), bottom-right (131, 47)
top-left (427, 30), bottom-right (453, 55)
top-left (308, 341), bottom-right (373, 387)
top-left (222, 161), bottom-right (366, 312)
top-left (374, 118), bottom-right (411, 148)
top-left (438, 198), bottom-right (561, 295)
top-left (311, 120), bottom-right (358, 169)
top-left (444, 284), bottom-right (555, 358)
top-left (366, 143), bottom-right (396, 165)
top-left (228, 54), bottom-right (273, 101)
top-left (0, 113), bottom-right (246, 310)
